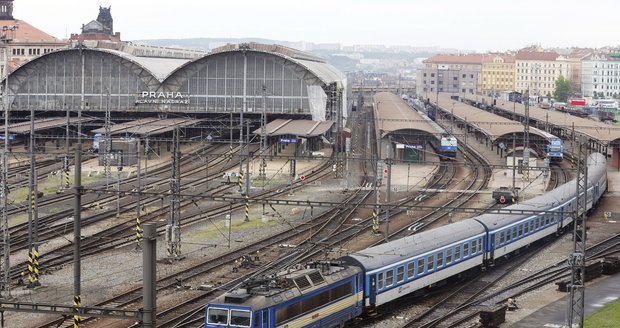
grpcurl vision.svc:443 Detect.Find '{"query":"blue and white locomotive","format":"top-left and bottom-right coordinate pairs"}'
top-left (205, 153), bottom-right (607, 328)
top-left (532, 128), bottom-right (564, 161)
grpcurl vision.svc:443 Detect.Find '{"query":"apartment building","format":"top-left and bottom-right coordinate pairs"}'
top-left (480, 54), bottom-right (515, 94)
top-left (417, 54), bottom-right (482, 96)
top-left (514, 51), bottom-right (571, 97)
top-left (581, 51), bottom-right (620, 98)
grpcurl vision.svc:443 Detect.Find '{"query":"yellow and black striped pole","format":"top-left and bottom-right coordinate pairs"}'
top-left (73, 295), bottom-right (81, 327)
top-left (372, 208), bottom-right (379, 234)
top-left (64, 167), bottom-right (70, 189)
top-left (135, 215), bottom-right (142, 250)
top-left (238, 171), bottom-right (243, 191)
top-left (229, 144), bottom-right (233, 160)
top-left (244, 194), bottom-right (250, 222)
top-left (33, 246), bottom-right (40, 286)
top-left (27, 249), bottom-right (34, 286)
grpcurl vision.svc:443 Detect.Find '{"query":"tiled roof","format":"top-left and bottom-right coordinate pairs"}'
top-left (424, 54), bottom-right (485, 64)
top-left (0, 19), bottom-right (63, 43)
top-left (515, 51), bottom-right (559, 61)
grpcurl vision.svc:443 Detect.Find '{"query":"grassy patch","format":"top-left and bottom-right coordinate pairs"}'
top-left (9, 169), bottom-right (103, 204)
top-left (585, 296), bottom-right (620, 328)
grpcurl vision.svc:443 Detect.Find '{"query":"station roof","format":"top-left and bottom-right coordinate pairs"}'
top-left (98, 48), bottom-right (191, 81)
top-left (471, 95), bottom-right (620, 145)
top-left (91, 117), bottom-right (201, 136)
top-left (434, 95), bottom-right (555, 142)
top-left (253, 119), bottom-right (334, 137)
top-left (1, 117), bottom-right (94, 134)
top-left (211, 43), bottom-right (345, 86)
top-left (374, 92), bottom-right (443, 139)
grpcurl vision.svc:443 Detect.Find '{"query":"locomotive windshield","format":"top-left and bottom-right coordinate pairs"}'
top-left (206, 307), bottom-right (251, 327)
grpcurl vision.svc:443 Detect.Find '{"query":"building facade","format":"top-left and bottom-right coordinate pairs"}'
top-left (514, 51), bottom-right (570, 97)
top-left (417, 55), bottom-right (482, 97)
top-left (480, 55), bottom-right (515, 94)
top-left (581, 51), bottom-right (620, 98)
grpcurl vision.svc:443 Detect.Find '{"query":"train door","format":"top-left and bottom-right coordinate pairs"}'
top-left (556, 207), bottom-right (564, 230)
top-left (369, 275), bottom-right (376, 307)
top-left (254, 309), bottom-right (268, 328)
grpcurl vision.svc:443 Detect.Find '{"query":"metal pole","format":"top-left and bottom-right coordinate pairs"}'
top-left (73, 145), bottom-right (82, 327)
top-left (385, 136), bottom-right (393, 242)
top-left (512, 133), bottom-right (516, 198)
top-left (245, 122), bottom-right (250, 195)
top-left (142, 223), bottom-right (156, 328)
top-left (135, 138), bottom-right (142, 250)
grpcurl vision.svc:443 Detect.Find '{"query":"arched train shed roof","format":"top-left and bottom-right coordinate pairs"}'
top-left (374, 92), bottom-right (443, 140)
top-left (163, 43), bottom-right (345, 92)
top-left (7, 44), bottom-right (345, 95)
top-left (434, 94), bottom-right (555, 142)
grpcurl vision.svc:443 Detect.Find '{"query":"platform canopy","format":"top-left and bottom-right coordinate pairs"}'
top-left (253, 119), bottom-right (334, 137)
top-left (91, 117), bottom-right (201, 136)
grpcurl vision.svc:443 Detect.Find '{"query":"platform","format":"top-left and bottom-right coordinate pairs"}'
top-left (511, 274), bottom-right (620, 327)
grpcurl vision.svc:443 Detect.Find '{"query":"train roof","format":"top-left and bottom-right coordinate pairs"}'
top-left (475, 153), bottom-right (607, 230)
top-left (341, 220), bottom-right (485, 272)
top-left (210, 262), bottom-right (361, 309)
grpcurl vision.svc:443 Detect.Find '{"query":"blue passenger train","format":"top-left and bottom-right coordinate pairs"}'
top-left (205, 153), bottom-right (606, 328)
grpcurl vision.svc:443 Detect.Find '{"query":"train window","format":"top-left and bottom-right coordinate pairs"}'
top-left (437, 251), bottom-right (444, 268)
top-left (455, 245), bottom-right (461, 261)
top-left (544, 215), bottom-right (550, 226)
top-left (263, 311), bottom-right (268, 326)
top-left (275, 282), bottom-right (352, 324)
top-left (471, 240), bottom-right (477, 254)
top-left (495, 234), bottom-right (500, 246)
top-left (518, 225), bottom-right (523, 237)
top-left (529, 220), bottom-right (533, 232)
top-left (506, 230), bottom-right (511, 242)
top-left (446, 248), bottom-right (453, 264)
top-left (407, 262), bottom-right (415, 279)
top-left (463, 243), bottom-right (469, 258)
top-left (386, 270), bottom-right (394, 286)
top-left (377, 273), bottom-right (384, 289)
top-left (427, 255), bottom-right (435, 271)
top-left (397, 266), bottom-right (405, 282)
top-left (230, 309), bottom-right (251, 327)
top-left (512, 227), bottom-right (517, 239)
top-left (417, 258), bottom-right (425, 275)
top-left (499, 231), bottom-right (505, 245)
top-left (207, 308), bottom-right (229, 325)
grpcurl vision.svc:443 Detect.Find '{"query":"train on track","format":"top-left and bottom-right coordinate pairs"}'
top-left (204, 153), bottom-right (606, 328)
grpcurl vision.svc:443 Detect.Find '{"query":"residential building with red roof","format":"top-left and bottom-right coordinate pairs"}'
top-left (480, 54), bottom-right (516, 93)
top-left (0, 0), bottom-right (68, 77)
top-left (514, 50), bottom-right (571, 96)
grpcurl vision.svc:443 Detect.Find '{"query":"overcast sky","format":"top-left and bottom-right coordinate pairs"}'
top-left (14, 0), bottom-right (620, 52)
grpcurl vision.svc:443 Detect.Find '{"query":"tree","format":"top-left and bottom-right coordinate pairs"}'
top-left (553, 75), bottom-right (571, 102)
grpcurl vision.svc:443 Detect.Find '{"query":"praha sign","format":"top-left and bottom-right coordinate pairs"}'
top-left (135, 91), bottom-right (189, 105)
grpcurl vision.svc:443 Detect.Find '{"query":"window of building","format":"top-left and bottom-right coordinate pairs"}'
top-left (423, 73), bottom-right (427, 77)
top-left (462, 74), bottom-right (466, 78)
top-left (431, 73), bottom-right (435, 77)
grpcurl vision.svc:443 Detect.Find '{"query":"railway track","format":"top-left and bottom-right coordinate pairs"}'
top-left (35, 152), bottom-right (341, 327)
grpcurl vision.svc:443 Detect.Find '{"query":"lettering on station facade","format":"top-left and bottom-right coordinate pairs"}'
top-left (135, 91), bottom-right (190, 105)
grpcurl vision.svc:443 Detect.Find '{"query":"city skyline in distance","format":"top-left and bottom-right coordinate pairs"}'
top-left (13, 0), bottom-right (620, 52)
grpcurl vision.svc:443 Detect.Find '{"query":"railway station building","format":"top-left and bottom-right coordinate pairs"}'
top-left (3, 42), bottom-right (348, 156)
